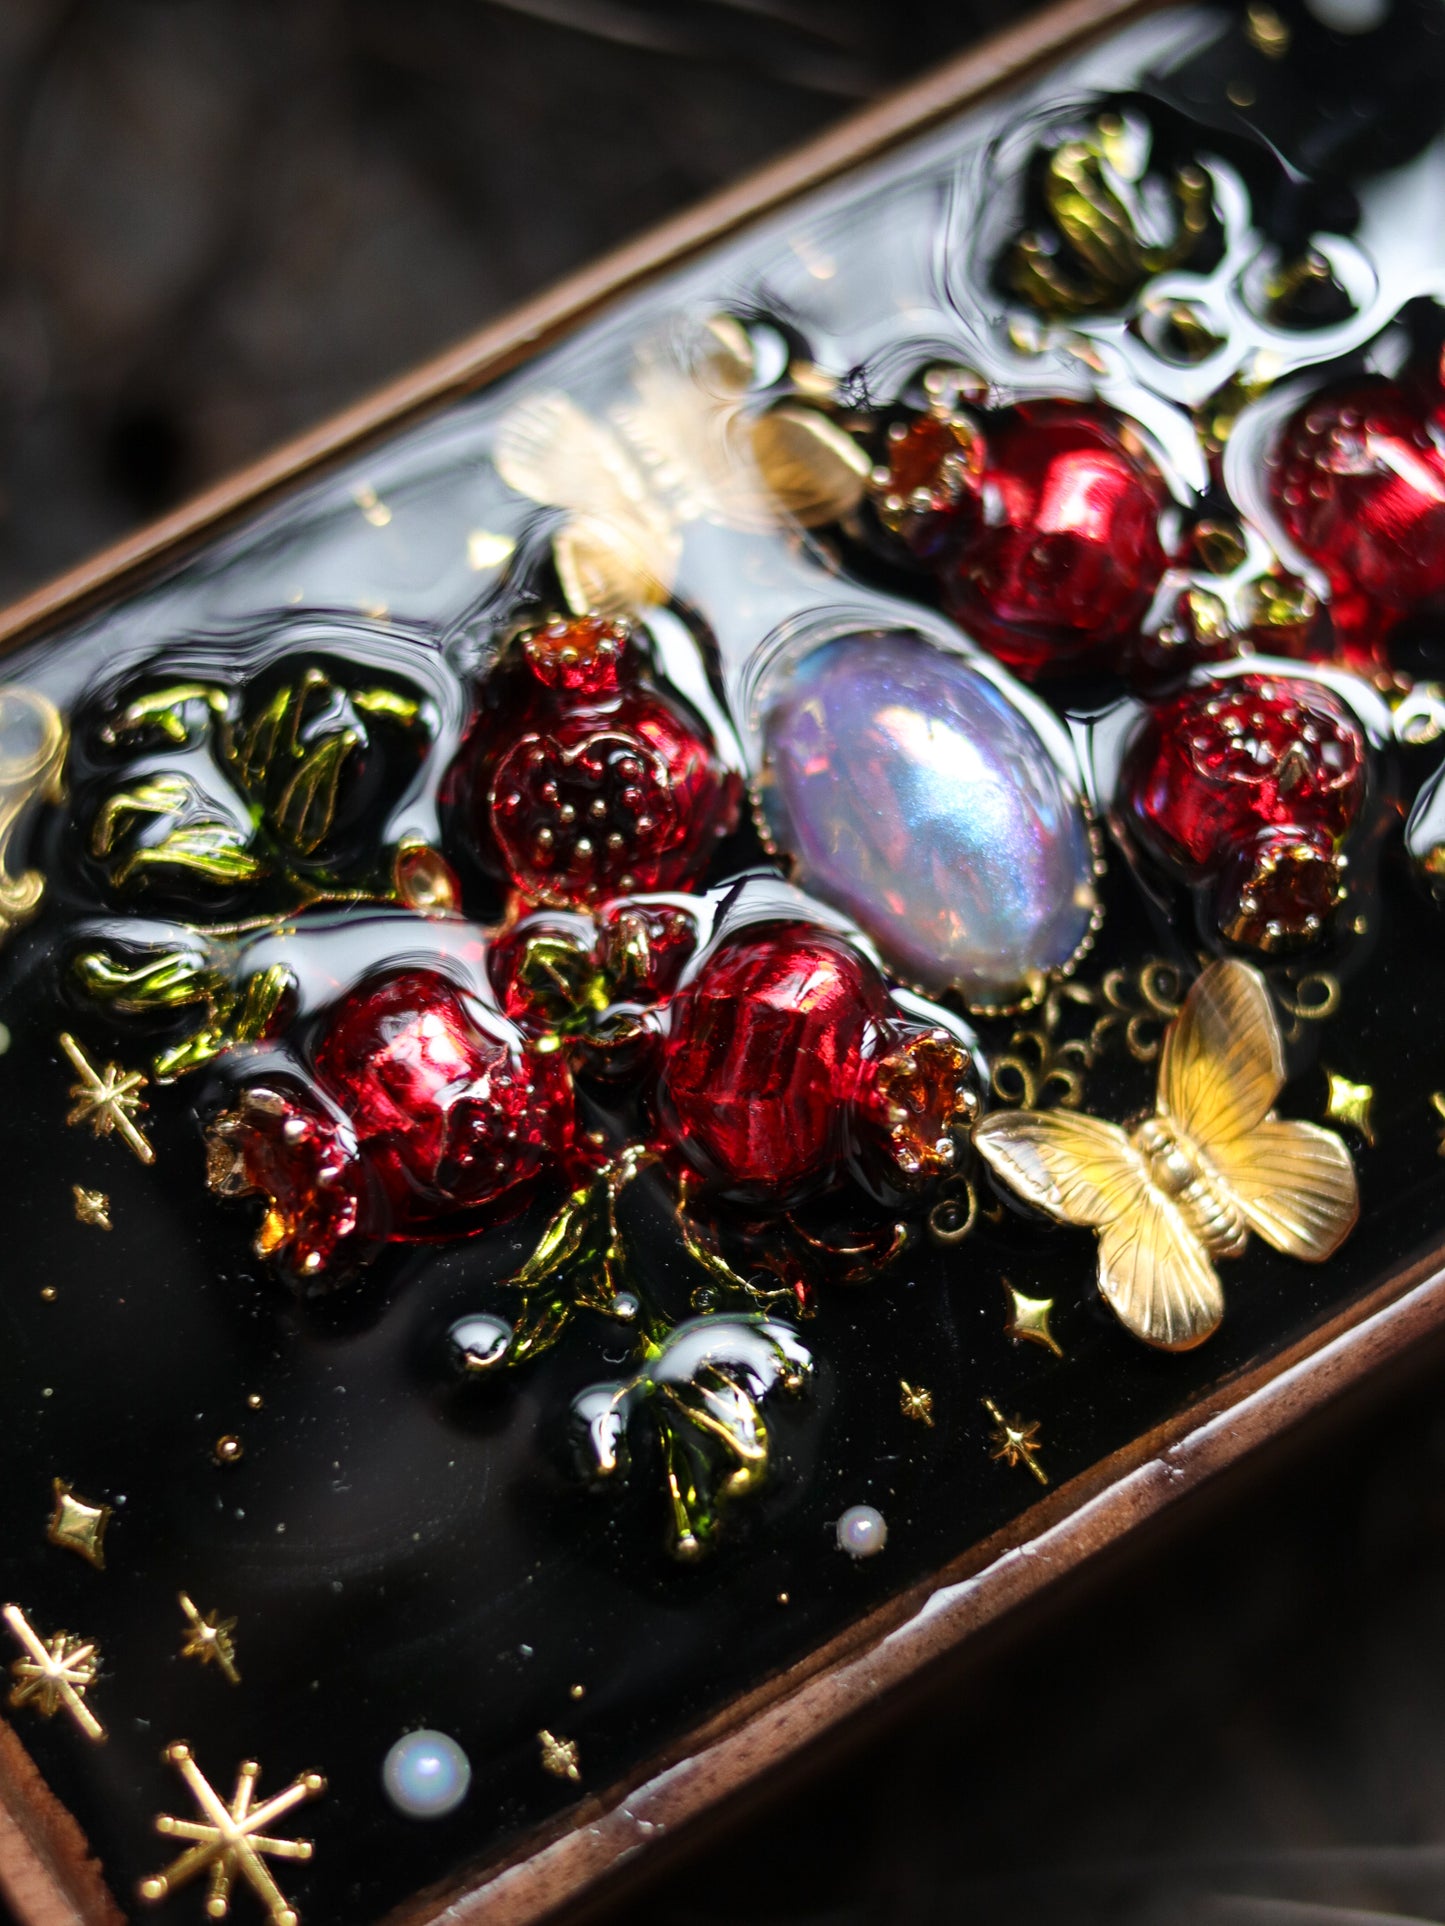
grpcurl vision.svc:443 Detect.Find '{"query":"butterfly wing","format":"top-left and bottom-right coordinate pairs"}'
top-left (1159, 958), bottom-right (1283, 1151)
top-left (1161, 959), bottom-right (1359, 1263)
top-left (974, 1109), bottom-right (1224, 1350)
top-left (1207, 1117), bottom-right (1359, 1261)
top-left (1097, 1187), bottom-right (1225, 1350)
top-left (494, 392), bottom-right (680, 614)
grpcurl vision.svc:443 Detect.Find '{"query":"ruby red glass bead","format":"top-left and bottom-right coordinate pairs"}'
top-left (657, 925), bottom-right (888, 1203)
top-left (1118, 672), bottom-right (1368, 951)
top-left (941, 401), bottom-right (1169, 678)
top-left (312, 968), bottom-right (575, 1228)
top-left (1270, 376), bottom-right (1445, 668)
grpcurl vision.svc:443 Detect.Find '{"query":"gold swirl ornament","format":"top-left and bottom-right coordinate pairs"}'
top-left (0, 684), bottom-right (66, 949)
top-left (975, 959), bottom-right (1359, 1352)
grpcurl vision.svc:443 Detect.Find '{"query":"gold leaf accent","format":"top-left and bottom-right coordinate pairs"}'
top-left (0, 686), bottom-right (66, 949)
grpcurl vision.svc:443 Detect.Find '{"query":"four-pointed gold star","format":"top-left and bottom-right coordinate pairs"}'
top-left (71, 1184), bottom-right (112, 1230)
top-left (47, 1479), bottom-right (112, 1569)
top-left (899, 1380), bottom-right (934, 1426)
top-left (982, 1398), bottom-right (1049, 1486)
top-left (538, 1729), bottom-right (581, 1782)
top-left (1003, 1280), bottom-right (1063, 1357)
top-left (3, 1603), bottom-right (105, 1742)
top-left (60, 1032), bottom-right (154, 1165)
top-left (1324, 1069), bottom-right (1376, 1146)
top-left (138, 1744), bottom-right (324, 1924)
top-left (178, 1592), bottom-right (240, 1686)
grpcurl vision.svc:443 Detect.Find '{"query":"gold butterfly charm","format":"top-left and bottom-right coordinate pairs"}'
top-left (494, 313), bottom-right (868, 618)
top-left (974, 959), bottom-right (1359, 1351)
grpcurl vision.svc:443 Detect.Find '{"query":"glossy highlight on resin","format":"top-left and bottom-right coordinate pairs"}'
top-left (758, 632), bottom-right (1098, 1006)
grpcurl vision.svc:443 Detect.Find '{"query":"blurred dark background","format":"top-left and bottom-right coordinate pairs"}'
top-left (0, 0), bottom-right (1023, 604)
top-left (9, 3), bottom-right (1445, 1924)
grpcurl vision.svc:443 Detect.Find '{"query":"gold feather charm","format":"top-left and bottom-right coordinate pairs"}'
top-left (974, 959), bottom-right (1359, 1351)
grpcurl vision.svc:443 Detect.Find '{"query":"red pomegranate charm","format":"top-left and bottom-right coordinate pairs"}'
top-left (1269, 376), bottom-right (1445, 668)
top-left (207, 1084), bottom-right (369, 1284)
top-left (1117, 672), bottom-right (1370, 951)
top-left (656, 921), bottom-right (980, 1204)
top-left (941, 401), bottom-right (1169, 679)
top-left (463, 615), bottom-right (741, 908)
top-left (208, 966), bottom-right (576, 1283)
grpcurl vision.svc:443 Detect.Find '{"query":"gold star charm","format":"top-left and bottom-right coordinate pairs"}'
top-left (139, 1745), bottom-right (324, 1924)
top-left (1324, 1070), bottom-right (1375, 1146)
top-left (178, 1593), bottom-right (240, 1686)
top-left (982, 1398), bottom-right (1049, 1486)
top-left (72, 1184), bottom-right (112, 1230)
top-left (59, 1033), bottom-right (154, 1165)
top-left (3, 1603), bottom-right (105, 1742)
top-left (47, 1479), bottom-right (111, 1569)
top-left (1003, 1280), bottom-right (1063, 1358)
top-left (538, 1730), bottom-right (581, 1782)
top-left (899, 1381), bottom-right (934, 1426)
top-left (1432, 1092), bottom-right (1445, 1157)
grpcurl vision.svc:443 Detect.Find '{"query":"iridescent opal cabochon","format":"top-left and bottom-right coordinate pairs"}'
top-left (758, 632), bottom-right (1099, 1007)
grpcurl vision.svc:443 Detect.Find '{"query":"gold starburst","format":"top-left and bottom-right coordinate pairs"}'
top-left (3, 1603), bottom-right (105, 1741)
top-left (982, 1398), bottom-right (1049, 1486)
top-left (1324, 1070), bottom-right (1375, 1146)
top-left (47, 1479), bottom-right (112, 1569)
top-left (59, 1032), bottom-right (154, 1165)
top-left (72, 1184), bottom-right (112, 1230)
top-left (178, 1593), bottom-right (240, 1686)
top-left (899, 1381), bottom-right (934, 1426)
top-left (138, 1745), bottom-right (324, 1924)
top-left (538, 1729), bottom-right (581, 1782)
top-left (1003, 1280), bottom-right (1063, 1357)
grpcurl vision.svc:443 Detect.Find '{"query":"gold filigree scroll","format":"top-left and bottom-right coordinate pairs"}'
top-left (0, 686), bottom-right (66, 950)
top-left (495, 312), bottom-right (869, 617)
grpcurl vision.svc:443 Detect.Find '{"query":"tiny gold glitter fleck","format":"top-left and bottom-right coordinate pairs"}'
top-left (353, 483), bottom-right (392, 528)
top-left (138, 1744), bottom-right (324, 1923)
top-left (3, 1603), bottom-right (105, 1741)
top-left (59, 1033), bottom-right (153, 1165)
top-left (1227, 77), bottom-right (1256, 108)
top-left (899, 1380), bottom-right (934, 1426)
top-left (214, 1435), bottom-right (244, 1466)
top-left (568, 1683), bottom-right (585, 1701)
top-left (47, 1480), bottom-right (111, 1569)
top-left (982, 1399), bottom-right (1049, 1486)
top-left (1003, 1280), bottom-right (1063, 1357)
top-left (467, 530), bottom-right (516, 571)
top-left (72, 1184), bottom-right (112, 1230)
top-left (40, 1286), bottom-right (56, 1302)
top-left (247, 1394), bottom-right (264, 1410)
top-left (1325, 1070), bottom-right (1376, 1146)
top-left (538, 1730), bottom-right (581, 1782)
top-left (178, 1592), bottom-right (240, 1687)
top-left (777, 1592), bottom-right (790, 1605)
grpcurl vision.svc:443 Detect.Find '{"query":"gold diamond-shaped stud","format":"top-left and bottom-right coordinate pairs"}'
top-left (46, 1479), bottom-right (111, 1569)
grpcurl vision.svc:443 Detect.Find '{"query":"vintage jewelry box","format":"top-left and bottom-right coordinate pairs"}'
top-left (7, 0), bottom-right (1445, 1919)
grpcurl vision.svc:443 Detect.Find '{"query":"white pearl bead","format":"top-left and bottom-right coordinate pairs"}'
top-left (382, 1729), bottom-right (471, 1819)
top-left (836, 1504), bottom-right (888, 1558)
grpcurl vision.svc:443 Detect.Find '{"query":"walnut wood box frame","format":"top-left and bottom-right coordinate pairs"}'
top-left (4, 1), bottom-right (1443, 1920)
